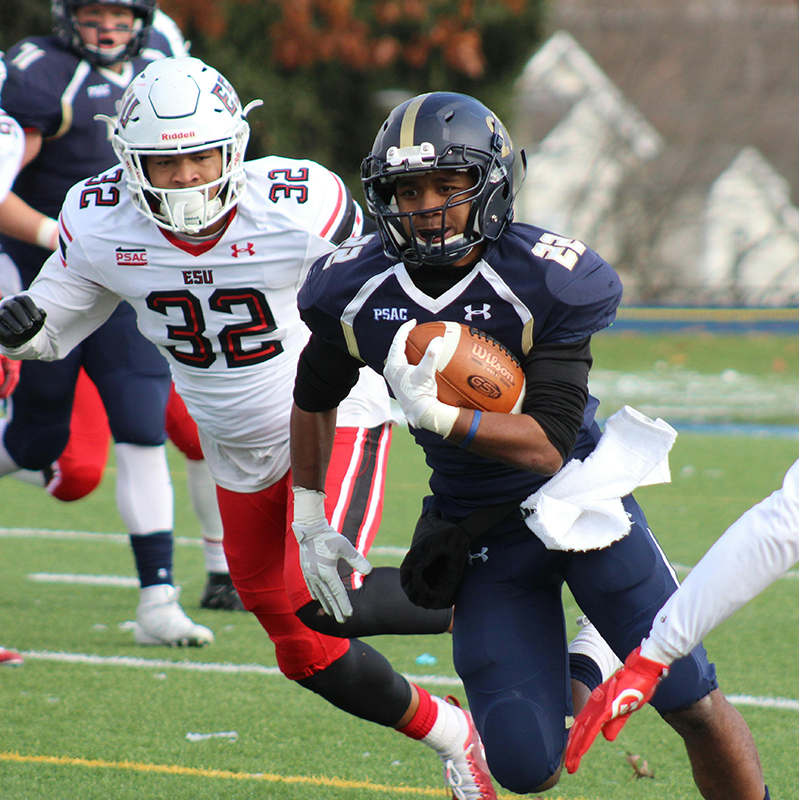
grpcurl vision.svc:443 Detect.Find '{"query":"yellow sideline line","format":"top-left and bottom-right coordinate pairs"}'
top-left (0, 751), bottom-right (585, 799)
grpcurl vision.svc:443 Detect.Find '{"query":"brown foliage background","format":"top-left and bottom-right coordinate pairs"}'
top-left (0, 0), bottom-right (544, 190)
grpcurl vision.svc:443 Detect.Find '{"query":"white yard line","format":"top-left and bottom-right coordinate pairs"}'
top-left (5, 527), bottom-right (797, 579)
top-left (27, 572), bottom-right (139, 586)
top-left (0, 527), bottom-right (408, 558)
top-left (15, 650), bottom-right (799, 708)
top-left (18, 649), bottom-right (462, 687)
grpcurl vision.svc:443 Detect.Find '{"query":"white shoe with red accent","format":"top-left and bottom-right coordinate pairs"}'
top-left (440, 696), bottom-right (497, 800)
top-left (0, 647), bottom-right (23, 666)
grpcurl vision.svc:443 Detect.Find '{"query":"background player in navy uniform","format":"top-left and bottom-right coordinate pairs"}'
top-left (0, 1), bottom-right (215, 645)
top-left (289, 92), bottom-right (769, 798)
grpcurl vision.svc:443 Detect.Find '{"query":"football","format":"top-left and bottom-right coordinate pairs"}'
top-left (405, 321), bottom-right (525, 413)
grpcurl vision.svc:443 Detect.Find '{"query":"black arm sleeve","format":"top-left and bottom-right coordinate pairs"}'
top-left (521, 337), bottom-right (592, 460)
top-left (293, 334), bottom-right (363, 412)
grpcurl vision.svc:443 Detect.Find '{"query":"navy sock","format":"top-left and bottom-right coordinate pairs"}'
top-left (764, 786), bottom-right (770, 800)
top-left (569, 652), bottom-right (603, 692)
top-left (129, 531), bottom-right (174, 587)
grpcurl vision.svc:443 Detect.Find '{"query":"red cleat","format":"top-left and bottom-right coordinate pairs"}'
top-left (0, 647), bottom-right (23, 666)
top-left (441, 696), bottom-right (497, 800)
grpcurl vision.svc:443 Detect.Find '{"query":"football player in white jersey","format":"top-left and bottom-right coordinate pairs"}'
top-left (0, 0), bottom-right (221, 646)
top-left (0, 53), bottom-right (26, 667)
top-left (566, 456), bottom-right (799, 777)
top-left (0, 56), bottom-right (502, 798)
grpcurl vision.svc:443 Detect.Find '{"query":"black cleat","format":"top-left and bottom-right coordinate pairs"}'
top-left (200, 573), bottom-right (246, 611)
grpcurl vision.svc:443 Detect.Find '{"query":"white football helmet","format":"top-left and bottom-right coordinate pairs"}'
top-left (101, 56), bottom-right (262, 234)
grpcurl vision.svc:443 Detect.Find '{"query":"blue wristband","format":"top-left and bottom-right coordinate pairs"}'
top-left (459, 410), bottom-right (482, 449)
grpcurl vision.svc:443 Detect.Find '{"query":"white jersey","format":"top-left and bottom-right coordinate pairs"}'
top-left (642, 457), bottom-right (799, 665)
top-left (0, 107), bottom-right (24, 202)
top-left (0, 98), bottom-right (25, 296)
top-left (3, 156), bottom-right (394, 491)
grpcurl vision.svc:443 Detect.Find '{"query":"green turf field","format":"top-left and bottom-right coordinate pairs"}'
top-left (1, 333), bottom-right (797, 799)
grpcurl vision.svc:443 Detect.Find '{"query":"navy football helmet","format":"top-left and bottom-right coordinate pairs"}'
top-left (362, 92), bottom-right (517, 269)
top-left (52, 0), bottom-right (156, 67)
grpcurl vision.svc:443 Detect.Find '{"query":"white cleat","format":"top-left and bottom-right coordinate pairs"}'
top-left (135, 584), bottom-right (214, 647)
top-left (441, 696), bottom-right (497, 800)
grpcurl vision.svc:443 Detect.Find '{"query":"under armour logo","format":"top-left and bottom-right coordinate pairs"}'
top-left (468, 547), bottom-right (489, 563)
top-left (231, 242), bottom-right (255, 258)
top-left (464, 303), bottom-right (491, 320)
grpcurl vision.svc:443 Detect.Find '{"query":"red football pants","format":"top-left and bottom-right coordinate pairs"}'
top-left (216, 424), bottom-right (392, 680)
top-left (48, 375), bottom-right (201, 501)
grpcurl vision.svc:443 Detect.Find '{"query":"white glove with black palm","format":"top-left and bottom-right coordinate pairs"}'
top-left (292, 487), bottom-right (372, 623)
top-left (383, 319), bottom-right (459, 436)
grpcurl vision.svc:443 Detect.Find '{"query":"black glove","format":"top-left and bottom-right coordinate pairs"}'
top-left (0, 295), bottom-right (47, 347)
top-left (400, 499), bottom-right (523, 609)
top-left (400, 510), bottom-right (473, 609)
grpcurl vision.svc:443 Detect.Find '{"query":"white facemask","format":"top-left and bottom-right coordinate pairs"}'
top-left (159, 189), bottom-right (224, 235)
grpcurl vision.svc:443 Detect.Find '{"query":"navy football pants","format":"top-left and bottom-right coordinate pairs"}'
top-left (5, 301), bottom-right (171, 469)
top-left (452, 493), bottom-right (717, 794)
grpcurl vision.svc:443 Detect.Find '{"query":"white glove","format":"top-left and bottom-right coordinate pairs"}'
top-left (291, 486), bottom-right (372, 623)
top-left (383, 319), bottom-right (459, 437)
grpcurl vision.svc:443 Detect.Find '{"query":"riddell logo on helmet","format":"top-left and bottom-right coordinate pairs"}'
top-left (160, 131), bottom-right (197, 141)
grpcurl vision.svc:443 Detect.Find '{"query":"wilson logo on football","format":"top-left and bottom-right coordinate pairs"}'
top-left (470, 343), bottom-right (520, 384)
top-left (115, 247), bottom-right (148, 266)
top-left (466, 375), bottom-right (502, 399)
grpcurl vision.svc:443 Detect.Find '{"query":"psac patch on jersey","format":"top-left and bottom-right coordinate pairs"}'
top-left (406, 321), bottom-right (525, 414)
top-left (115, 247), bottom-right (148, 266)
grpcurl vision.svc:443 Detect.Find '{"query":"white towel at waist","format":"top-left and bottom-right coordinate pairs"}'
top-left (519, 405), bottom-right (677, 551)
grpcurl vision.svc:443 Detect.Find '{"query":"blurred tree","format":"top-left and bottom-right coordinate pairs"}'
top-left (0, 0), bottom-right (51, 46)
top-left (1, 0), bottom-right (545, 190)
top-left (158, 0), bottom-right (546, 187)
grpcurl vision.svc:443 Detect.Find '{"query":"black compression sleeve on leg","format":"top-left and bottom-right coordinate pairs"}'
top-left (297, 639), bottom-right (413, 727)
top-left (296, 566), bottom-right (453, 637)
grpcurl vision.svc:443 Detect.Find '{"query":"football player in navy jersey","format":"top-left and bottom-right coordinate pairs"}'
top-left (0, 2), bottom-right (218, 645)
top-left (290, 92), bottom-right (769, 799)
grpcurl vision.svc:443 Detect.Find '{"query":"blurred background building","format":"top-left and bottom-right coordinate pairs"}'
top-left (514, 0), bottom-right (799, 306)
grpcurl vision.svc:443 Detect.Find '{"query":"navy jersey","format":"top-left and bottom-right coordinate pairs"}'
top-left (298, 223), bottom-right (623, 515)
top-left (0, 21), bottom-right (185, 284)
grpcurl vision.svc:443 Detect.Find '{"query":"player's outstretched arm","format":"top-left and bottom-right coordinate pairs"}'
top-left (564, 646), bottom-right (669, 774)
